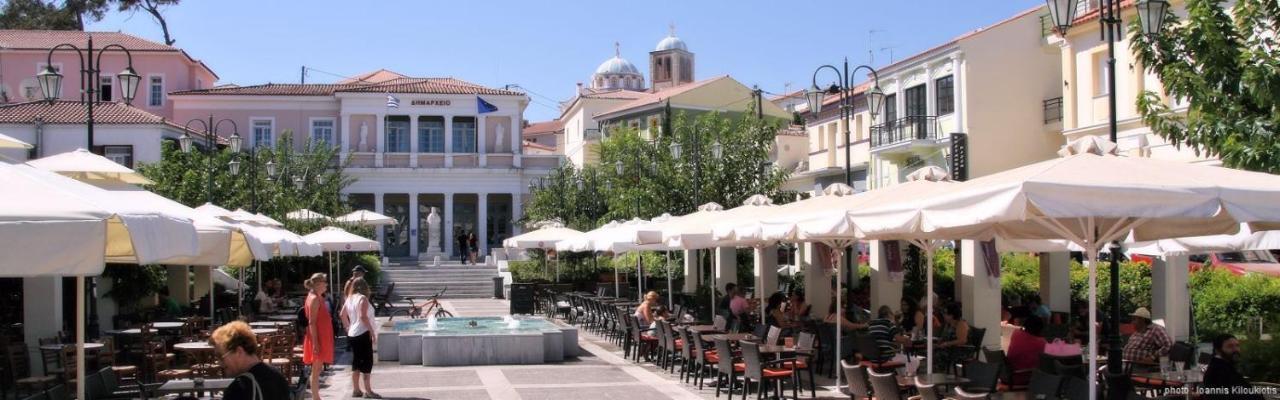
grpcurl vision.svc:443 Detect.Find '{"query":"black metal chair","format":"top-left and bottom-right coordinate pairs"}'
top-left (953, 360), bottom-right (1001, 399)
top-left (1061, 376), bottom-right (1091, 400)
top-left (1028, 369), bottom-right (1064, 400)
top-left (984, 347), bottom-right (1030, 391)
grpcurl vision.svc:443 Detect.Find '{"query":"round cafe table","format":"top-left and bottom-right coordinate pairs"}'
top-left (174, 342), bottom-right (214, 352)
top-left (251, 328), bottom-right (278, 335)
top-left (152, 322), bottom-right (185, 329)
top-left (266, 314), bottom-right (298, 321)
top-left (39, 343), bottom-right (104, 352)
top-left (249, 321), bottom-right (290, 327)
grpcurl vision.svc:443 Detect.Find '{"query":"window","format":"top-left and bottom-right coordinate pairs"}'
top-left (883, 93), bottom-right (898, 122)
top-left (98, 145), bottom-right (133, 168)
top-left (148, 76), bottom-right (163, 107)
top-left (904, 84), bottom-right (927, 117)
top-left (1093, 52), bottom-right (1110, 97)
top-left (935, 75), bottom-right (954, 115)
top-left (310, 118), bottom-right (335, 146)
top-left (452, 116), bottom-right (477, 153)
top-left (99, 76), bottom-right (113, 102)
top-left (385, 116), bottom-right (410, 152)
top-left (251, 119), bottom-right (273, 148)
top-left (419, 116), bottom-right (445, 153)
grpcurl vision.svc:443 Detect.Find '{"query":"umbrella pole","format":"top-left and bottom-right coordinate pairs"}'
top-left (614, 257), bottom-right (620, 298)
top-left (638, 252), bottom-right (643, 302)
top-left (834, 246), bottom-right (843, 390)
top-left (210, 266), bottom-right (216, 322)
top-left (667, 251), bottom-right (673, 310)
top-left (710, 249), bottom-right (716, 321)
top-left (238, 267), bottom-right (244, 315)
top-left (76, 276), bottom-right (86, 400)
top-left (926, 245), bottom-right (935, 376)
top-left (1086, 245), bottom-right (1099, 400)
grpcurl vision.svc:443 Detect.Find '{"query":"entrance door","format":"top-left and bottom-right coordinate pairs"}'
top-left (904, 84), bottom-right (928, 139)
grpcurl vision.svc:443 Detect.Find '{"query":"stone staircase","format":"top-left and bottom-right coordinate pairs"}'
top-left (381, 258), bottom-right (498, 300)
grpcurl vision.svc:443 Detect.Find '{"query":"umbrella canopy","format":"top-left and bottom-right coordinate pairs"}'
top-left (256, 213), bottom-right (285, 227)
top-left (639, 196), bottom-right (779, 250)
top-left (502, 221), bottom-right (584, 250)
top-left (302, 227), bottom-right (380, 252)
top-left (336, 209), bottom-right (398, 226)
top-left (0, 162), bottom-right (113, 275)
top-left (226, 209), bottom-right (277, 226)
top-left (0, 132), bottom-right (32, 149)
top-left (556, 220), bottom-right (622, 252)
top-left (561, 216), bottom-right (675, 253)
top-left (27, 148), bottom-right (154, 185)
top-left (287, 209), bottom-right (330, 222)
top-left (633, 202), bottom-right (724, 247)
top-left (1127, 223), bottom-right (1280, 257)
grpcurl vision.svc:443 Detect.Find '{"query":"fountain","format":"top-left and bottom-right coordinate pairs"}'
top-left (377, 316), bottom-right (578, 366)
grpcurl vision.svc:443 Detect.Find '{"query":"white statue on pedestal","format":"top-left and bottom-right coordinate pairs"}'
top-left (359, 122), bottom-right (369, 152)
top-left (426, 207), bottom-right (442, 253)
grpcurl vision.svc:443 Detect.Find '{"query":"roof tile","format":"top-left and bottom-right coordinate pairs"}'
top-left (0, 100), bottom-right (167, 124)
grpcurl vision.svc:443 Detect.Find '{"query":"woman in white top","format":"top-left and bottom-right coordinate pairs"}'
top-left (340, 277), bottom-right (380, 399)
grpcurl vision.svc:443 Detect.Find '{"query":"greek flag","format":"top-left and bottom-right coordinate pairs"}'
top-left (386, 94), bottom-right (400, 108)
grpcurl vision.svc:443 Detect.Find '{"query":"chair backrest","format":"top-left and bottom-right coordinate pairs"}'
top-left (915, 381), bottom-right (944, 400)
top-left (654, 321), bottom-right (668, 351)
top-left (968, 327), bottom-right (987, 347)
top-left (44, 384), bottom-right (69, 400)
top-left (1028, 369), bottom-right (1064, 400)
top-left (740, 341), bottom-right (764, 380)
top-left (1169, 341), bottom-right (1194, 366)
top-left (840, 360), bottom-right (873, 400)
top-left (961, 360), bottom-right (1001, 392)
top-left (631, 316), bottom-right (645, 342)
top-left (85, 370), bottom-right (108, 400)
top-left (796, 332), bottom-right (815, 352)
top-left (1062, 376), bottom-right (1091, 400)
top-left (22, 391), bottom-right (50, 400)
top-left (713, 315), bottom-right (727, 331)
top-left (713, 339), bottom-right (735, 373)
top-left (867, 369), bottom-right (903, 400)
top-left (766, 325), bottom-right (782, 345)
top-left (752, 323), bottom-right (769, 340)
top-left (98, 366), bottom-right (119, 392)
top-left (691, 331), bottom-right (707, 363)
top-left (983, 347), bottom-right (1012, 382)
top-left (675, 327), bottom-right (693, 358)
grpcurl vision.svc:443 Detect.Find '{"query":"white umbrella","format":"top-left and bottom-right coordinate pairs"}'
top-left (658, 195), bottom-right (777, 250)
top-left (303, 226), bottom-right (380, 306)
top-left (849, 138), bottom-right (1280, 399)
top-left (0, 132), bottom-right (33, 149)
top-left (255, 213), bottom-right (286, 227)
top-left (27, 148), bottom-right (153, 185)
top-left (336, 210), bottom-right (397, 226)
top-left (503, 221), bottom-right (583, 250)
top-left (1127, 223), bottom-right (1280, 257)
top-left (287, 209), bottom-right (331, 222)
top-left (0, 162), bottom-right (198, 399)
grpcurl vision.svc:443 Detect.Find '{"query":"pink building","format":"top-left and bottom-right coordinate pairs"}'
top-left (0, 30), bottom-right (218, 120)
top-left (170, 70), bottom-right (560, 260)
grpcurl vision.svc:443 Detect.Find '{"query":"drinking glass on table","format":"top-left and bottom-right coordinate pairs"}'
top-left (1159, 356), bottom-right (1170, 378)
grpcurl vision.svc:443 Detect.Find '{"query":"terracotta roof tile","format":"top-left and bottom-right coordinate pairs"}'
top-left (0, 30), bottom-right (176, 51)
top-left (523, 120), bottom-right (564, 136)
top-left (523, 139), bottom-right (556, 152)
top-left (596, 76), bottom-right (733, 118)
top-left (0, 100), bottom-right (167, 124)
top-left (170, 83), bottom-right (364, 96)
top-left (579, 88), bottom-right (646, 100)
top-left (171, 78), bottom-right (522, 97)
top-left (337, 69), bottom-right (408, 84)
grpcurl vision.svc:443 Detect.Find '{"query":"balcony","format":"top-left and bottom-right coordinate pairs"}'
top-left (870, 116), bottom-right (944, 155)
top-left (1044, 97), bottom-right (1063, 124)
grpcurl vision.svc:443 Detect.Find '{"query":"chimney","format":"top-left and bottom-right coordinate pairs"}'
top-left (576, 82), bottom-right (584, 94)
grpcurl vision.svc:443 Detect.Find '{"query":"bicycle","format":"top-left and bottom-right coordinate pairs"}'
top-left (395, 287), bottom-right (454, 319)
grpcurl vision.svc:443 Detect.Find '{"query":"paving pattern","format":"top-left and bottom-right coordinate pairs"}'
top-left (317, 299), bottom-right (850, 400)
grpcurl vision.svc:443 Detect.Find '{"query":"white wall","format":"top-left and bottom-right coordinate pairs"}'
top-left (0, 123), bottom-right (174, 164)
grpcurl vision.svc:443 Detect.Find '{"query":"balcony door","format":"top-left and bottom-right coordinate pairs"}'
top-left (904, 84), bottom-right (928, 139)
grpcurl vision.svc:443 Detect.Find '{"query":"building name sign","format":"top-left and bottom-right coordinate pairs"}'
top-left (411, 99), bottom-right (452, 106)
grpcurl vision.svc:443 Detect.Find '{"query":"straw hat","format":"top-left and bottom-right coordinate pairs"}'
top-left (1130, 307), bottom-right (1153, 321)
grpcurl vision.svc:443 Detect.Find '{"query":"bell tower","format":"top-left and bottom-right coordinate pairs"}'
top-left (650, 24), bottom-right (694, 90)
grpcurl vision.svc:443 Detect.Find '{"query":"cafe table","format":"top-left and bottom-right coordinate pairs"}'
top-left (703, 333), bottom-right (758, 342)
top-left (685, 325), bottom-right (723, 334)
top-left (173, 342), bottom-right (213, 352)
top-left (39, 342), bottom-right (104, 352)
top-left (249, 321), bottom-right (291, 327)
top-left (153, 377), bottom-right (234, 397)
top-left (1132, 369), bottom-right (1203, 400)
top-left (251, 328), bottom-right (278, 335)
top-left (151, 322), bottom-right (185, 329)
top-left (266, 314), bottom-right (298, 321)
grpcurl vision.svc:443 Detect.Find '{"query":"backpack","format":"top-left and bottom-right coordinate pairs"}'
top-left (295, 303), bottom-right (309, 333)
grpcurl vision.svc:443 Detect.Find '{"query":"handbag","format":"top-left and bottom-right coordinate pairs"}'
top-left (1044, 338), bottom-right (1082, 357)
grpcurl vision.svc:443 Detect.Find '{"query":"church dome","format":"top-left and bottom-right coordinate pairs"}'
top-left (595, 56), bottom-right (641, 75)
top-left (655, 35), bottom-right (688, 51)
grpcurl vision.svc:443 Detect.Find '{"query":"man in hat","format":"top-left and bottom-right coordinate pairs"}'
top-left (344, 265), bottom-right (368, 298)
top-left (1121, 307), bottom-right (1173, 366)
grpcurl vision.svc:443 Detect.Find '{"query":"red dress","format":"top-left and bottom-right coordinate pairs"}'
top-left (302, 293), bottom-right (334, 364)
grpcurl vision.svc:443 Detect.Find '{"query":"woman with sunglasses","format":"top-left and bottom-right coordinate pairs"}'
top-left (212, 321), bottom-right (289, 400)
top-left (303, 273), bottom-right (334, 399)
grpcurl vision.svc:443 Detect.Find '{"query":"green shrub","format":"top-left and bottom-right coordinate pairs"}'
top-left (102, 264), bottom-right (168, 312)
top-left (1069, 258), bottom-right (1151, 317)
top-left (903, 248), bottom-right (956, 302)
top-left (1239, 338), bottom-right (1280, 382)
top-left (1000, 253), bottom-right (1041, 300)
top-left (1190, 268), bottom-right (1280, 340)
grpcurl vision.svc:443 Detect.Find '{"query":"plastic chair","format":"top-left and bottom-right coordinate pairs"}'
top-left (954, 360), bottom-right (1001, 399)
top-left (867, 369), bottom-right (904, 400)
top-left (841, 360), bottom-right (873, 400)
top-left (738, 341), bottom-right (796, 400)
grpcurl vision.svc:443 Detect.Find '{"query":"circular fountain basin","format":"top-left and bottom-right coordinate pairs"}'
top-left (377, 316), bottom-right (578, 366)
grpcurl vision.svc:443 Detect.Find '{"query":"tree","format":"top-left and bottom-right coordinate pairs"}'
top-left (0, 0), bottom-right (79, 29)
top-left (117, 0), bottom-right (178, 45)
top-left (1132, 0), bottom-right (1280, 173)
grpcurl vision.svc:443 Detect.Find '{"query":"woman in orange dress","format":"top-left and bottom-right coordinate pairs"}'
top-left (303, 273), bottom-right (333, 400)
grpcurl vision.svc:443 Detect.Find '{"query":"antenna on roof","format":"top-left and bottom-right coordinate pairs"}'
top-left (300, 66), bottom-right (307, 84)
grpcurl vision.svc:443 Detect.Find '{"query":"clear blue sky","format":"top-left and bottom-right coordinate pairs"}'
top-left (87, 0), bottom-right (1042, 122)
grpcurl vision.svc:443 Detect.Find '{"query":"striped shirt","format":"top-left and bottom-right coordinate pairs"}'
top-left (867, 318), bottom-right (901, 357)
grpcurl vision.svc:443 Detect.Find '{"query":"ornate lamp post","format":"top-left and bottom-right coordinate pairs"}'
top-left (226, 132), bottom-right (278, 212)
top-left (180, 116), bottom-right (238, 204)
top-left (1044, 1), bottom-right (1169, 398)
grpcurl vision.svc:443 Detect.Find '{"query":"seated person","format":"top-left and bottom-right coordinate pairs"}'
top-left (1202, 334), bottom-right (1264, 400)
top-left (824, 301), bottom-right (867, 331)
top-left (212, 321), bottom-right (290, 400)
top-left (765, 292), bottom-right (798, 330)
top-left (786, 291), bottom-right (811, 324)
top-left (1122, 307), bottom-right (1172, 368)
top-left (938, 303), bottom-right (970, 349)
top-left (635, 291), bottom-right (663, 328)
top-left (255, 288), bottom-right (278, 314)
top-left (867, 306), bottom-right (909, 365)
top-left (728, 286), bottom-right (750, 322)
top-left (1006, 315), bottom-right (1048, 385)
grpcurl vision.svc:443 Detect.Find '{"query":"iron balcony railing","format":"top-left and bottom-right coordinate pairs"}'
top-left (870, 116), bottom-right (941, 148)
top-left (1044, 97), bottom-right (1064, 124)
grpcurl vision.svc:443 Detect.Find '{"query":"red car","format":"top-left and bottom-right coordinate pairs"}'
top-left (1129, 250), bottom-right (1280, 277)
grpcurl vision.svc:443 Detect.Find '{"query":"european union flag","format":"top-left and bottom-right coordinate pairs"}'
top-left (477, 97), bottom-right (499, 114)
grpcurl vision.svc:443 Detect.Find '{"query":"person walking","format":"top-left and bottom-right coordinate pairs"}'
top-left (303, 273), bottom-right (334, 400)
top-left (455, 227), bottom-right (469, 265)
top-left (341, 278), bottom-right (380, 399)
top-left (212, 321), bottom-right (290, 400)
top-left (467, 230), bottom-right (479, 265)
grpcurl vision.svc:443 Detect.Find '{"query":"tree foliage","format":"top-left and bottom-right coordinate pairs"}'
top-left (1131, 0), bottom-right (1280, 173)
top-left (522, 107), bottom-right (793, 231)
top-left (0, 0), bottom-right (179, 42)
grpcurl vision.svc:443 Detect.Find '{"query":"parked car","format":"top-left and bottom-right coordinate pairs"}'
top-left (1129, 250), bottom-right (1280, 277)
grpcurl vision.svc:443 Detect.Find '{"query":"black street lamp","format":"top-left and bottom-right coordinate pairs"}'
top-left (226, 132), bottom-right (278, 213)
top-left (36, 35), bottom-right (142, 148)
top-left (1045, 0), bottom-right (1169, 398)
top-left (36, 35), bottom-right (142, 340)
top-left (809, 59), bottom-right (884, 292)
top-left (180, 116), bottom-right (238, 204)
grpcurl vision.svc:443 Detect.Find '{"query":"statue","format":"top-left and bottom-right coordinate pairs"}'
top-left (426, 207), bottom-right (442, 253)
top-left (358, 122), bottom-right (369, 152)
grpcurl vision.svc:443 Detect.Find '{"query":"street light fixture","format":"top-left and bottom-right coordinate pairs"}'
top-left (35, 35), bottom-right (142, 148)
top-left (182, 116), bottom-right (238, 203)
top-left (1044, 1), bottom-right (1168, 398)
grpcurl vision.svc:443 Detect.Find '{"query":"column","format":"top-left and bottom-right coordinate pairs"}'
top-left (683, 250), bottom-right (698, 293)
top-left (753, 246), bottom-right (779, 320)
top-left (375, 112), bottom-right (386, 167)
top-left (511, 192), bottom-right (523, 236)
top-left (1152, 255), bottom-right (1191, 341)
top-left (801, 243), bottom-right (831, 322)
top-left (1060, 43), bottom-right (1077, 130)
top-left (338, 113), bottom-right (350, 164)
top-left (478, 116), bottom-right (488, 166)
top-left (409, 115), bottom-right (420, 168)
top-left (869, 240), bottom-right (904, 314)
top-left (951, 56), bottom-right (965, 130)
top-left (477, 193), bottom-right (489, 260)
top-left (924, 66), bottom-right (936, 116)
top-left (444, 193), bottom-right (455, 259)
top-left (443, 115), bottom-right (454, 167)
top-left (714, 247), bottom-right (736, 294)
top-left (959, 240), bottom-right (1001, 349)
top-left (409, 193), bottom-right (420, 256)
top-left (511, 113), bottom-right (523, 167)
top-left (193, 266), bottom-right (211, 300)
top-left (374, 193), bottom-right (386, 249)
top-left (1039, 252), bottom-right (1072, 313)
top-left (24, 277), bottom-right (62, 375)
top-left (167, 265), bottom-right (191, 305)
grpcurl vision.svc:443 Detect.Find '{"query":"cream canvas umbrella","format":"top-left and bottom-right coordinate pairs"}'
top-left (0, 132), bottom-right (32, 149)
top-left (0, 162), bottom-right (199, 399)
top-left (27, 148), bottom-right (153, 185)
top-left (849, 138), bottom-right (1280, 398)
top-left (659, 195), bottom-right (777, 250)
top-left (336, 210), bottom-right (398, 226)
top-left (558, 221), bottom-right (623, 286)
top-left (287, 209), bottom-right (331, 222)
top-left (632, 203), bottom-right (725, 315)
top-left (577, 216), bottom-right (677, 301)
top-left (503, 221), bottom-right (584, 250)
top-left (303, 226), bottom-right (380, 307)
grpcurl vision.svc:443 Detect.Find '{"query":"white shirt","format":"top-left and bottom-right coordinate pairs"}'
top-left (255, 290), bottom-right (276, 314)
top-left (343, 294), bottom-right (376, 337)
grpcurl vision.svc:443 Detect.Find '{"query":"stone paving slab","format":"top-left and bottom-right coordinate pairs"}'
top-left (501, 366), bottom-right (637, 385)
top-left (515, 384), bottom-right (668, 400)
